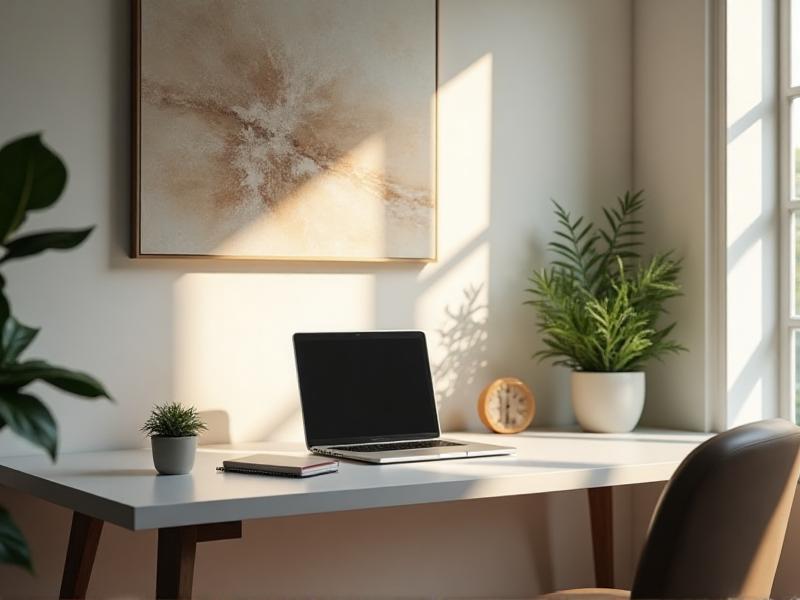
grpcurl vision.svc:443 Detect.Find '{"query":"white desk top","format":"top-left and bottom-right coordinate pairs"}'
top-left (0, 429), bottom-right (709, 530)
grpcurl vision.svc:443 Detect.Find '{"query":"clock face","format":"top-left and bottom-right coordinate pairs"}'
top-left (478, 378), bottom-right (535, 434)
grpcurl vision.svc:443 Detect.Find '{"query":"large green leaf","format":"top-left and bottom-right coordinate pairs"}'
top-left (0, 390), bottom-right (57, 459)
top-left (0, 360), bottom-right (110, 399)
top-left (0, 134), bottom-right (67, 242)
top-left (0, 288), bottom-right (9, 333)
top-left (1, 227), bottom-right (93, 263)
top-left (0, 506), bottom-right (31, 572)
top-left (0, 318), bottom-right (38, 365)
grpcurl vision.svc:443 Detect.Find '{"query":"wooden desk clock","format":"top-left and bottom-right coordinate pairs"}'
top-left (478, 377), bottom-right (536, 434)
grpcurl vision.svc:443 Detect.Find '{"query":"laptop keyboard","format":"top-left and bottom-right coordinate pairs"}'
top-left (329, 440), bottom-right (466, 453)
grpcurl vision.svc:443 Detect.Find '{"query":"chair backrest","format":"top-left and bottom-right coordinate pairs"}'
top-left (631, 419), bottom-right (800, 599)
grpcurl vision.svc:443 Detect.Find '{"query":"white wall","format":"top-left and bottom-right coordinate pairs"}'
top-left (632, 0), bottom-right (712, 431)
top-left (0, 0), bottom-right (632, 457)
top-left (0, 0), bottom-right (635, 596)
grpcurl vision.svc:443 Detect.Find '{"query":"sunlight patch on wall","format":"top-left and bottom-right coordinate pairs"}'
top-left (413, 53), bottom-right (494, 430)
top-left (173, 273), bottom-right (376, 443)
top-left (427, 53), bottom-right (493, 262)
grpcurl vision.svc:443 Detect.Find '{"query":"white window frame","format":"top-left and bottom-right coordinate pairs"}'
top-left (708, 0), bottom-right (727, 431)
top-left (780, 0), bottom-right (800, 423)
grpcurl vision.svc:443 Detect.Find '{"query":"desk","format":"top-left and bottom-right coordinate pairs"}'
top-left (0, 429), bottom-right (708, 598)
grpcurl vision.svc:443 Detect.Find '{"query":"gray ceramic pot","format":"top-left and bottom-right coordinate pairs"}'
top-left (151, 435), bottom-right (197, 475)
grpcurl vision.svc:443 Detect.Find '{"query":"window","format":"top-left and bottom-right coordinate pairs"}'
top-left (783, 0), bottom-right (800, 422)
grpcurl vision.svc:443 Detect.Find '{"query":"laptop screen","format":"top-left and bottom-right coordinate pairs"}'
top-left (293, 331), bottom-right (440, 447)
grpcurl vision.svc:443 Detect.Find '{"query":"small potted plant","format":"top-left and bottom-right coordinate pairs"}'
top-left (525, 191), bottom-right (686, 433)
top-left (142, 403), bottom-right (207, 475)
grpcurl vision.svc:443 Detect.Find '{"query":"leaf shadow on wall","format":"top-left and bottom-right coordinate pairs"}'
top-left (431, 283), bottom-right (489, 430)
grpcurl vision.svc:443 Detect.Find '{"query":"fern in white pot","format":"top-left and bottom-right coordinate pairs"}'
top-left (525, 191), bottom-right (686, 432)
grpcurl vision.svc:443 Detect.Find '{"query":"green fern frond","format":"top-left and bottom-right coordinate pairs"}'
top-left (593, 190), bottom-right (646, 287)
top-left (548, 200), bottom-right (600, 291)
top-left (526, 191), bottom-right (686, 372)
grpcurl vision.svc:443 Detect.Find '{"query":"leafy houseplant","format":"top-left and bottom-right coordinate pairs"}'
top-left (142, 403), bottom-right (207, 475)
top-left (525, 191), bottom-right (686, 432)
top-left (0, 134), bottom-right (111, 570)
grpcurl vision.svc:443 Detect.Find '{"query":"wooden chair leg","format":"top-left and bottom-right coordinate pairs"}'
top-left (156, 521), bottom-right (241, 599)
top-left (60, 512), bottom-right (104, 599)
top-left (588, 486), bottom-right (614, 588)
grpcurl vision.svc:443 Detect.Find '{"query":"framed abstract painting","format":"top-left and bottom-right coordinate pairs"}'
top-left (131, 0), bottom-right (437, 262)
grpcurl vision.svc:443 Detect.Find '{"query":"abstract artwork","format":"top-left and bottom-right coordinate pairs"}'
top-left (132, 0), bottom-right (437, 261)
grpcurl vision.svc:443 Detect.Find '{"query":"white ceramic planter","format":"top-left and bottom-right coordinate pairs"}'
top-left (571, 371), bottom-right (645, 433)
top-left (151, 436), bottom-right (198, 475)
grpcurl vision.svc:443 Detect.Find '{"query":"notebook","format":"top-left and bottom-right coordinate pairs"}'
top-left (218, 453), bottom-right (339, 478)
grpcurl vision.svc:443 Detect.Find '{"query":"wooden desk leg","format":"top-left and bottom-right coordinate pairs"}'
top-left (588, 486), bottom-right (614, 588)
top-left (156, 521), bottom-right (242, 599)
top-left (156, 526), bottom-right (198, 599)
top-left (60, 512), bottom-right (104, 599)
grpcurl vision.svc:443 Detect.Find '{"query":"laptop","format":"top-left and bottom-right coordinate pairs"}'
top-left (293, 331), bottom-right (515, 464)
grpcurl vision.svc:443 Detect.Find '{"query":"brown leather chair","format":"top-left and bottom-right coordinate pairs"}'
top-left (548, 419), bottom-right (800, 599)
